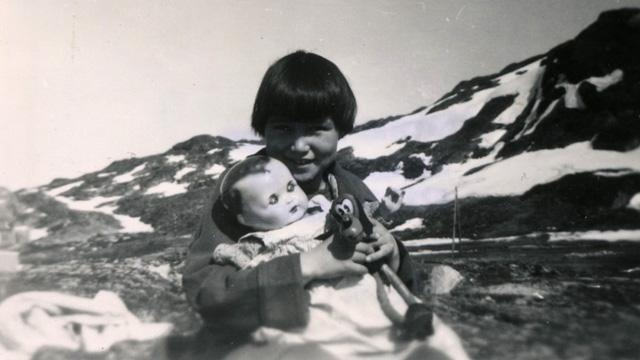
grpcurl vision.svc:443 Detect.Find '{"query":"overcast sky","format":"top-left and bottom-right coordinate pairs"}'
top-left (1, 0), bottom-right (636, 190)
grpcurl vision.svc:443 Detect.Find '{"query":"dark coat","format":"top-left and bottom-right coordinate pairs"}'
top-left (182, 160), bottom-right (417, 341)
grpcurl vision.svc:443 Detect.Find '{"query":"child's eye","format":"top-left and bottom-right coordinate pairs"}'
top-left (274, 125), bottom-right (292, 132)
top-left (268, 194), bottom-right (278, 205)
top-left (305, 125), bottom-right (326, 134)
top-left (287, 181), bottom-right (296, 192)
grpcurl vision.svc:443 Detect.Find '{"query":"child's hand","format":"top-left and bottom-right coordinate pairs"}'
top-left (300, 235), bottom-right (369, 284)
top-left (364, 219), bottom-right (400, 272)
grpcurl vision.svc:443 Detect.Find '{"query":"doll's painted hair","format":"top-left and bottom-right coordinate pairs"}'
top-left (219, 155), bottom-right (272, 215)
top-left (251, 50), bottom-right (357, 137)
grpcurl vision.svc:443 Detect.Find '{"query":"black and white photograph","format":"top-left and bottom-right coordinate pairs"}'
top-left (1, 1), bottom-right (640, 359)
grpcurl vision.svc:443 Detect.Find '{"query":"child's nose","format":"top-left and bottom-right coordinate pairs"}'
top-left (290, 137), bottom-right (310, 153)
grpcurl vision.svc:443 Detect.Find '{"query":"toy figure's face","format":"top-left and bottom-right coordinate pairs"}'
top-left (234, 159), bottom-right (309, 230)
top-left (263, 117), bottom-right (339, 187)
top-left (330, 194), bottom-right (365, 245)
top-left (331, 196), bottom-right (356, 223)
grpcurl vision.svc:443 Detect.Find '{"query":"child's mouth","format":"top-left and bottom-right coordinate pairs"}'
top-left (291, 159), bottom-right (313, 166)
top-left (290, 205), bottom-right (299, 214)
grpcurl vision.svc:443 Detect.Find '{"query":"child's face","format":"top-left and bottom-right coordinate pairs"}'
top-left (234, 159), bottom-right (309, 230)
top-left (263, 117), bottom-right (339, 186)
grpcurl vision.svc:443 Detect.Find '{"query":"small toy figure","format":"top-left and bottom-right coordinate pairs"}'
top-left (329, 194), bottom-right (434, 340)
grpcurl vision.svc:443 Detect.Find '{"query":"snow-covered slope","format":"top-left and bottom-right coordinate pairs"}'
top-left (7, 8), bottom-right (640, 245)
top-left (337, 9), bottom-right (640, 238)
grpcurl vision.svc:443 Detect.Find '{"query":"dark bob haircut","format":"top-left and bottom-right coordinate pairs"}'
top-left (251, 50), bottom-right (357, 137)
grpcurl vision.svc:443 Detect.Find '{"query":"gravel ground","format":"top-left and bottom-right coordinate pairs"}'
top-left (1, 236), bottom-right (638, 359)
top-left (413, 239), bottom-right (640, 360)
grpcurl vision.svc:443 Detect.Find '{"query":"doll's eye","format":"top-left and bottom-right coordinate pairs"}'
top-left (268, 194), bottom-right (278, 205)
top-left (287, 181), bottom-right (296, 192)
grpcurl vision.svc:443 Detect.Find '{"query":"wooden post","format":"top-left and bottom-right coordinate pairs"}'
top-left (456, 187), bottom-right (462, 251)
top-left (452, 187), bottom-right (457, 253)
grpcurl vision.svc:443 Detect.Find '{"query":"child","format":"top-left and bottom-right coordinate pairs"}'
top-left (183, 51), bottom-right (468, 360)
top-left (212, 155), bottom-right (415, 358)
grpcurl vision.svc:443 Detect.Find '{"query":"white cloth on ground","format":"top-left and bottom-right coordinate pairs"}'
top-left (0, 290), bottom-right (173, 360)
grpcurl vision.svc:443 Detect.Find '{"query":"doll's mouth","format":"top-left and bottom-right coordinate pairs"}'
top-left (290, 205), bottom-right (300, 214)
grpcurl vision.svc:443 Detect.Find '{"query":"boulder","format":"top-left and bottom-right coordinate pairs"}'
top-left (430, 265), bottom-right (464, 295)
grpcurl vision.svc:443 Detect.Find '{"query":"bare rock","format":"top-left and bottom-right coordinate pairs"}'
top-left (431, 265), bottom-right (464, 295)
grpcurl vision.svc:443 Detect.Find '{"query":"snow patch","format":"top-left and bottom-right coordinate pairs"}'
top-left (594, 169), bottom-right (635, 177)
top-left (554, 69), bottom-right (622, 112)
top-left (339, 138), bottom-right (406, 159)
top-left (477, 129), bottom-right (507, 148)
top-left (586, 69), bottom-right (623, 92)
top-left (48, 192), bottom-right (153, 233)
top-left (548, 230), bottom-right (640, 242)
top-left (363, 171), bottom-right (416, 200)
top-left (207, 148), bottom-right (222, 155)
top-left (97, 172), bottom-right (116, 178)
top-left (204, 164), bottom-right (226, 177)
top-left (228, 144), bottom-right (263, 163)
top-left (341, 61), bottom-right (543, 159)
top-left (410, 249), bottom-right (456, 256)
top-left (18, 187), bottom-right (40, 195)
top-left (56, 195), bottom-right (120, 212)
top-left (409, 153), bottom-right (432, 166)
top-left (391, 218), bottom-right (424, 232)
top-left (46, 181), bottom-right (84, 197)
top-left (404, 141), bottom-right (640, 206)
top-left (113, 164), bottom-right (146, 184)
top-left (538, 99), bottom-right (560, 121)
top-left (29, 227), bottom-right (49, 241)
top-left (556, 82), bottom-right (585, 109)
top-left (145, 182), bottom-right (189, 197)
top-left (174, 166), bottom-right (196, 181)
top-left (628, 193), bottom-right (640, 211)
top-left (148, 263), bottom-right (172, 280)
top-left (522, 98), bottom-right (560, 137)
top-left (492, 61), bottom-right (545, 125)
top-left (492, 95), bottom-right (527, 125)
top-left (404, 238), bottom-right (472, 248)
top-left (105, 207), bottom-right (155, 232)
top-left (166, 155), bottom-right (186, 164)
top-left (404, 229), bottom-right (640, 250)
top-left (0, 251), bottom-right (20, 272)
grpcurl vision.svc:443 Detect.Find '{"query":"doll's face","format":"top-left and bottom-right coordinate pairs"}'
top-left (234, 159), bottom-right (309, 230)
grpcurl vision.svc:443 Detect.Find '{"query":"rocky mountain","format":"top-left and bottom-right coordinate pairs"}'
top-left (11, 10), bottom-right (640, 246)
top-left (338, 8), bottom-right (640, 240)
top-left (2, 8), bottom-right (640, 360)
